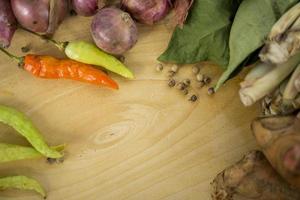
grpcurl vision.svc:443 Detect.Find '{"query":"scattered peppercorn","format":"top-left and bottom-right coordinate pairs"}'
top-left (183, 79), bottom-right (191, 86)
top-left (176, 82), bottom-right (186, 90)
top-left (192, 66), bottom-right (199, 74)
top-left (156, 63), bottom-right (164, 72)
top-left (189, 95), bottom-right (198, 102)
top-left (204, 76), bottom-right (211, 84)
top-left (168, 79), bottom-right (176, 87)
top-left (182, 89), bottom-right (189, 95)
top-left (208, 87), bottom-right (215, 95)
top-left (196, 73), bottom-right (204, 82)
top-left (197, 81), bottom-right (205, 88)
top-left (167, 70), bottom-right (176, 77)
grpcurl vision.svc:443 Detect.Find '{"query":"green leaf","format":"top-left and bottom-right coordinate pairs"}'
top-left (0, 176), bottom-right (46, 198)
top-left (0, 143), bottom-right (65, 163)
top-left (158, 0), bottom-right (241, 67)
top-left (215, 0), bottom-right (299, 91)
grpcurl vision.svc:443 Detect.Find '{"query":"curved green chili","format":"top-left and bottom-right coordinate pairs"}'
top-left (65, 41), bottom-right (134, 79)
top-left (0, 105), bottom-right (62, 158)
top-left (0, 176), bottom-right (46, 198)
top-left (0, 143), bottom-right (65, 163)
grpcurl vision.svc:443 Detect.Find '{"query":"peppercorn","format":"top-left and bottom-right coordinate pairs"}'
top-left (204, 76), bottom-right (211, 84)
top-left (208, 87), bottom-right (215, 95)
top-left (168, 79), bottom-right (176, 87)
top-left (182, 89), bottom-right (189, 95)
top-left (189, 95), bottom-right (198, 102)
top-left (176, 82), bottom-right (186, 90)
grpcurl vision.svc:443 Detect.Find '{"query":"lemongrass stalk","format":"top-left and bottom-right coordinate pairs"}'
top-left (240, 53), bottom-right (300, 106)
top-left (268, 3), bottom-right (300, 41)
top-left (260, 29), bottom-right (300, 64)
top-left (260, 3), bottom-right (300, 64)
top-left (240, 62), bottom-right (273, 88)
top-left (283, 64), bottom-right (300, 100)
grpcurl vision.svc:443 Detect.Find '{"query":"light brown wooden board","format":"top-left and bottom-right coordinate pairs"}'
top-left (0, 16), bottom-right (259, 200)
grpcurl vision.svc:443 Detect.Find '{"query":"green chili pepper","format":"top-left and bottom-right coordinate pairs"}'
top-left (22, 28), bottom-right (134, 79)
top-left (0, 176), bottom-right (46, 198)
top-left (0, 143), bottom-right (65, 163)
top-left (65, 41), bottom-right (134, 79)
top-left (0, 105), bottom-right (62, 159)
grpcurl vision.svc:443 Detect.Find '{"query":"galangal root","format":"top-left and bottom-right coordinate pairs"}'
top-left (211, 151), bottom-right (300, 200)
top-left (252, 115), bottom-right (300, 189)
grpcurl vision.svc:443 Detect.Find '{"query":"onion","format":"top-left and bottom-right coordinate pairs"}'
top-left (121, 0), bottom-right (170, 25)
top-left (91, 7), bottom-right (138, 55)
top-left (11, 0), bottom-right (68, 35)
top-left (72, 0), bottom-right (105, 16)
top-left (0, 0), bottom-right (17, 48)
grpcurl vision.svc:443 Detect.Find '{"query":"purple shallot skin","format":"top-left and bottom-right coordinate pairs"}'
top-left (11, 0), bottom-right (49, 33)
top-left (91, 8), bottom-right (138, 55)
top-left (72, 0), bottom-right (105, 16)
top-left (122, 0), bottom-right (170, 25)
top-left (11, 0), bottom-right (68, 34)
top-left (0, 0), bottom-right (17, 47)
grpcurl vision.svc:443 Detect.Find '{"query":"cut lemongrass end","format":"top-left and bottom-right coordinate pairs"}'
top-left (259, 42), bottom-right (290, 64)
top-left (241, 62), bottom-right (273, 88)
top-left (283, 64), bottom-right (300, 100)
top-left (260, 31), bottom-right (300, 64)
top-left (268, 3), bottom-right (300, 41)
top-left (240, 53), bottom-right (300, 106)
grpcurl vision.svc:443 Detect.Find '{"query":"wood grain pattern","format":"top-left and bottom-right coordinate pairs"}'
top-left (0, 16), bottom-right (259, 200)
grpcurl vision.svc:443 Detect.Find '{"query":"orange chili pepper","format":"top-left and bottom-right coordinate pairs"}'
top-left (0, 48), bottom-right (118, 90)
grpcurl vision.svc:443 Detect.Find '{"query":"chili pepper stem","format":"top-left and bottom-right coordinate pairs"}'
top-left (20, 27), bottom-right (68, 52)
top-left (0, 47), bottom-right (24, 65)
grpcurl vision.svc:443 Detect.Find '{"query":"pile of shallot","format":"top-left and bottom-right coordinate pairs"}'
top-left (0, 0), bottom-right (194, 55)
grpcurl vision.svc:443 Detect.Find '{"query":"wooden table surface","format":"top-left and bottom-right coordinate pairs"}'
top-left (0, 16), bottom-right (259, 200)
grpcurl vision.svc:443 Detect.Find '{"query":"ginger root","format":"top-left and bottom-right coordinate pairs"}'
top-left (252, 115), bottom-right (300, 189)
top-left (211, 151), bottom-right (300, 200)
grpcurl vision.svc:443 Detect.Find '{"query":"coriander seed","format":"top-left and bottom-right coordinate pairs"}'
top-left (156, 63), bottom-right (164, 72)
top-left (196, 73), bottom-right (204, 82)
top-left (171, 64), bottom-right (179, 72)
top-left (192, 66), bottom-right (199, 74)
